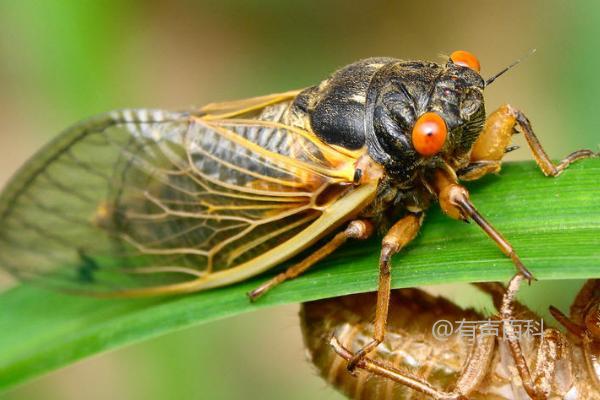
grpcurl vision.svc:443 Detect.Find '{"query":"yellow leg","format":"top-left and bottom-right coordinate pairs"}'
top-left (432, 168), bottom-right (533, 281)
top-left (345, 212), bottom-right (424, 371)
top-left (459, 104), bottom-right (597, 181)
top-left (247, 220), bottom-right (373, 301)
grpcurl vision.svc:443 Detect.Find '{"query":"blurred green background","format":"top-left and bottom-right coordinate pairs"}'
top-left (0, 1), bottom-right (598, 399)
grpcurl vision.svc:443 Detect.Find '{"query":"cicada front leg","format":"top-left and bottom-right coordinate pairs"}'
top-left (345, 212), bottom-right (424, 371)
top-left (459, 104), bottom-right (598, 181)
top-left (247, 219), bottom-right (374, 301)
top-left (432, 168), bottom-right (534, 281)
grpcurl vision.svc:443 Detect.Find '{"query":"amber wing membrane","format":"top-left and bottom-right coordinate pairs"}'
top-left (0, 103), bottom-right (360, 295)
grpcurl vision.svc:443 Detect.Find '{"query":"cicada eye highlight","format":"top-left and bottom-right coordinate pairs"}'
top-left (411, 112), bottom-right (447, 156)
top-left (450, 50), bottom-right (481, 73)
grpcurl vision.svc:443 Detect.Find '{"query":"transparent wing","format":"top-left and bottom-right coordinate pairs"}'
top-left (0, 109), bottom-right (360, 295)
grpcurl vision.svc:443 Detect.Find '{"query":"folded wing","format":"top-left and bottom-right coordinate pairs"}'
top-left (0, 107), bottom-right (367, 295)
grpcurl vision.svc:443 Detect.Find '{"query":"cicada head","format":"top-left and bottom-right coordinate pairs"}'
top-left (364, 51), bottom-right (485, 181)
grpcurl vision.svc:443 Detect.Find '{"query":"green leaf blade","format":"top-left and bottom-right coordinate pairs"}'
top-left (0, 159), bottom-right (599, 390)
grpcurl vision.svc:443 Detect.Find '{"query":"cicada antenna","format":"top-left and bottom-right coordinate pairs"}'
top-left (485, 48), bottom-right (536, 87)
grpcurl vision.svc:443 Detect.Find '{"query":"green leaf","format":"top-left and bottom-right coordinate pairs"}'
top-left (0, 159), bottom-right (599, 390)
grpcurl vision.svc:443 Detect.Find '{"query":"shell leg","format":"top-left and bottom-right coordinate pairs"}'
top-left (548, 280), bottom-right (600, 339)
top-left (549, 280), bottom-right (600, 393)
top-left (501, 275), bottom-right (540, 399)
top-left (330, 327), bottom-right (495, 400)
top-left (569, 279), bottom-right (600, 325)
top-left (345, 212), bottom-right (424, 371)
top-left (476, 280), bottom-right (573, 398)
top-left (473, 281), bottom-right (541, 322)
top-left (247, 219), bottom-right (373, 301)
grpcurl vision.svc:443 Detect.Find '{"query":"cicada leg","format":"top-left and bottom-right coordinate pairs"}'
top-left (331, 323), bottom-right (495, 400)
top-left (345, 212), bottom-right (424, 371)
top-left (548, 281), bottom-right (600, 340)
top-left (531, 330), bottom-right (570, 399)
top-left (475, 281), bottom-right (545, 322)
top-left (459, 104), bottom-right (598, 181)
top-left (549, 280), bottom-right (600, 392)
top-left (432, 168), bottom-right (534, 281)
top-left (568, 279), bottom-right (600, 326)
top-left (247, 219), bottom-right (373, 301)
top-left (501, 274), bottom-right (571, 399)
top-left (477, 281), bottom-right (575, 398)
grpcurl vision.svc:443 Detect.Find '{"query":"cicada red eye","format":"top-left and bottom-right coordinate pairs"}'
top-left (411, 112), bottom-right (447, 156)
top-left (450, 50), bottom-right (481, 73)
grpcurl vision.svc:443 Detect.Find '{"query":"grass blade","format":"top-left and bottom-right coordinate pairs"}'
top-left (0, 159), bottom-right (598, 390)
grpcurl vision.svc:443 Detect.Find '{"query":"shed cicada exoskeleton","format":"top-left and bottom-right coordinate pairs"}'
top-left (302, 280), bottom-right (600, 399)
top-left (0, 51), bottom-right (596, 369)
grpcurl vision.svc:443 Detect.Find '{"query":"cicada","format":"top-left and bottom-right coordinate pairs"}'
top-left (302, 280), bottom-right (600, 399)
top-left (0, 50), bottom-right (596, 367)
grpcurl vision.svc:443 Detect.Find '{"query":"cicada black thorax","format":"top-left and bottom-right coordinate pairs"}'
top-left (283, 57), bottom-right (487, 231)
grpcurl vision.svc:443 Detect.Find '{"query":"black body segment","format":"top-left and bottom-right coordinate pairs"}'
top-left (293, 57), bottom-right (486, 183)
top-left (295, 57), bottom-right (395, 150)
